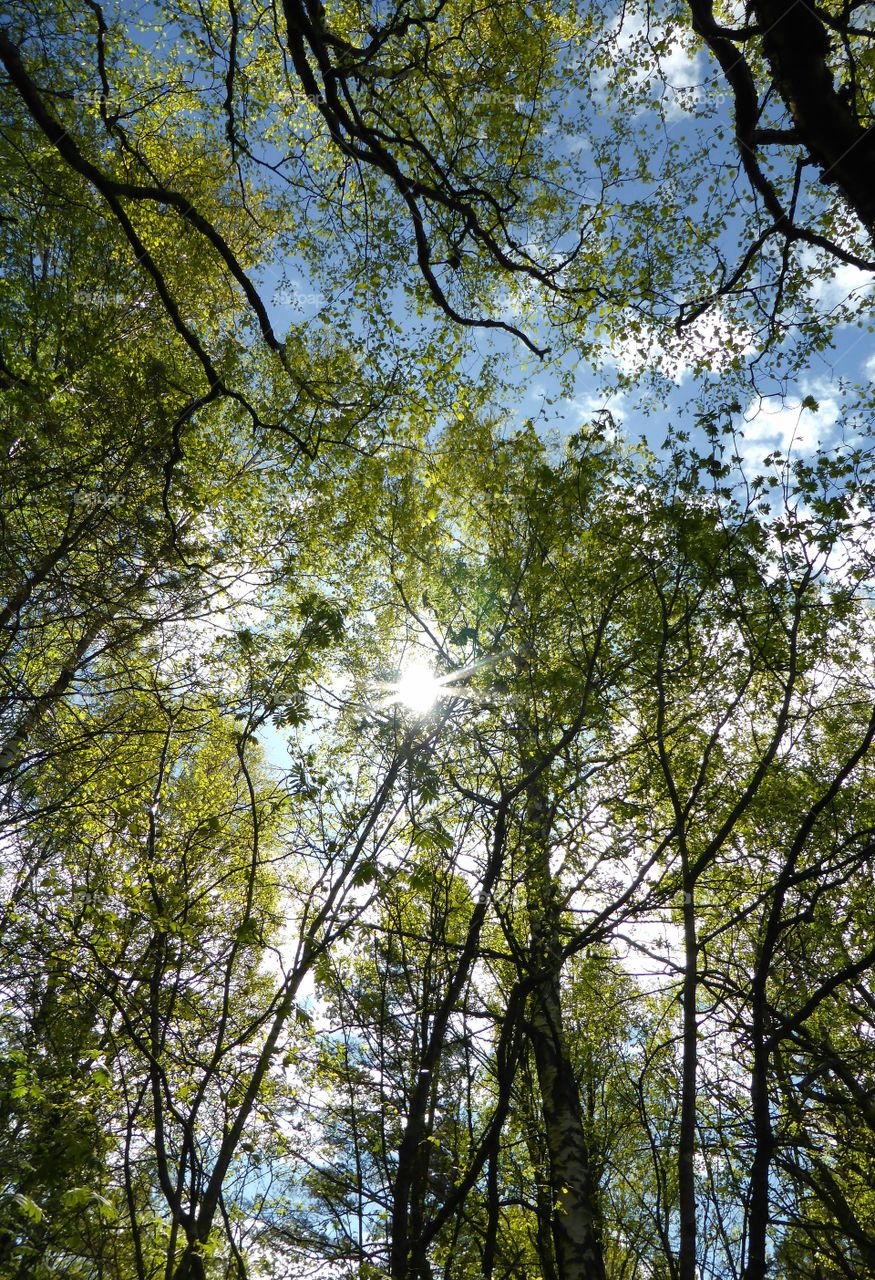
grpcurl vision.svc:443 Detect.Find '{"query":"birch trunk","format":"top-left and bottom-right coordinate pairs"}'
top-left (524, 777), bottom-right (606, 1280)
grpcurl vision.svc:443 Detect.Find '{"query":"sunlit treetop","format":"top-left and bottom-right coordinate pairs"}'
top-left (3, 0), bottom-right (874, 428)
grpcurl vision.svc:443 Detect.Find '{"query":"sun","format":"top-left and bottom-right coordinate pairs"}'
top-left (391, 662), bottom-right (443, 714)
top-left (376, 651), bottom-right (501, 717)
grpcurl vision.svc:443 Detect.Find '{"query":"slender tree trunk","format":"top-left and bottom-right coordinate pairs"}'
top-left (678, 881), bottom-right (698, 1280)
top-left (512, 1058), bottom-right (560, 1280)
top-left (742, 1018), bottom-right (772, 1280)
top-left (524, 775), bottom-right (606, 1280)
top-left (390, 805), bottom-right (511, 1280)
top-left (527, 977), bottom-right (606, 1280)
top-left (743, 932), bottom-right (777, 1280)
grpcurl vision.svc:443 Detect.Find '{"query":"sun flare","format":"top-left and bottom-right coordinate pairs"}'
top-left (377, 653), bottom-right (498, 717)
top-left (393, 662), bottom-right (443, 714)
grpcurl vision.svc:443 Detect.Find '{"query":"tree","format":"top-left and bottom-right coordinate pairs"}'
top-left (686, 0), bottom-right (875, 248)
top-left (337, 417), bottom-right (875, 1279)
top-left (6, 0), bottom-right (874, 402)
top-left (4, 3), bottom-right (875, 1276)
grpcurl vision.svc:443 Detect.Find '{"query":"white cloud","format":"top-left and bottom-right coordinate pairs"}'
top-left (606, 307), bottom-right (753, 383)
top-left (812, 262), bottom-right (873, 310)
top-left (590, 11), bottom-right (703, 120)
top-left (565, 388), bottom-right (628, 429)
top-left (659, 38), bottom-right (703, 108)
top-left (738, 383), bottom-right (841, 471)
top-left (797, 246), bottom-right (874, 313)
top-left (565, 133), bottom-right (592, 156)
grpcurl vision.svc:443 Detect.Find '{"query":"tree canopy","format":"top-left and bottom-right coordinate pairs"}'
top-left (1, 2), bottom-right (875, 1278)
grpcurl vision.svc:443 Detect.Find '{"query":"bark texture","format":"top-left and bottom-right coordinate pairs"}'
top-left (524, 777), bottom-right (606, 1280)
top-left (754, 0), bottom-right (875, 238)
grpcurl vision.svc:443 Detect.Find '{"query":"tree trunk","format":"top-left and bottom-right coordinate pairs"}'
top-left (753, 0), bottom-right (875, 239)
top-left (527, 975), bottom-right (606, 1280)
top-left (524, 777), bottom-right (606, 1280)
top-left (678, 883), bottom-right (698, 1280)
